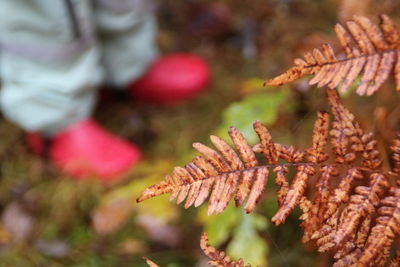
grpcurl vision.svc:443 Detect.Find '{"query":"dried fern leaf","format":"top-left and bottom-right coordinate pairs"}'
top-left (137, 124), bottom-right (272, 216)
top-left (315, 173), bottom-right (389, 252)
top-left (302, 89), bottom-right (381, 244)
top-left (357, 187), bottom-right (400, 266)
top-left (332, 214), bottom-right (371, 266)
top-left (274, 165), bottom-right (289, 207)
top-left (138, 97), bottom-right (400, 265)
top-left (138, 89), bottom-right (398, 266)
top-left (138, 119), bottom-right (317, 222)
top-left (200, 232), bottom-right (254, 267)
top-left (273, 143), bottom-right (305, 163)
top-left (355, 214), bottom-right (372, 248)
top-left (138, 88), bottom-right (385, 228)
top-left (266, 14), bottom-right (400, 96)
top-left (253, 121), bottom-right (278, 164)
top-left (332, 249), bottom-right (362, 267)
top-left (306, 111), bottom-right (330, 163)
top-left (272, 165), bottom-right (315, 225)
top-left (327, 89), bottom-right (382, 169)
top-left (301, 165), bottom-right (338, 242)
top-left (391, 133), bottom-right (400, 176)
top-left (324, 168), bottom-right (363, 220)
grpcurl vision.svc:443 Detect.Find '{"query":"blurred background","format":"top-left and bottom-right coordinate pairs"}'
top-left (1, 0), bottom-right (400, 266)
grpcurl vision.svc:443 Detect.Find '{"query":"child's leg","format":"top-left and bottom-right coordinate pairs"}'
top-left (94, 1), bottom-right (210, 105)
top-left (94, 0), bottom-right (158, 87)
top-left (0, 0), bottom-right (103, 136)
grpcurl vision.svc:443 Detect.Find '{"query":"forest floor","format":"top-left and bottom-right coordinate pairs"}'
top-left (1, 1), bottom-right (400, 266)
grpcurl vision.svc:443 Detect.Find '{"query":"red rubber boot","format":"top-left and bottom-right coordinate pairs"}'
top-left (46, 119), bottom-right (141, 183)
top-left (129, 53), bottom-right (211, 104)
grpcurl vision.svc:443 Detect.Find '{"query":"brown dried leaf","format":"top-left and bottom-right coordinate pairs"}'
top-left (229, 127), bottom-right (259, 168)
top-left (137, 85), bottom-right (400, 267)
top-left (138, 123), bottom-right (274, 215)
top-left (272, 165), bottom-right (315, 225)
top-left (266, 14), bottom-right (400, 96)
top-left (306, 112), bottom-right (330, 163)
top-left (244, 167), bottom-right (268, 213)
top-left (358, 187), bottom-right (400, 265)
top-left (391, 134), bottom-right (400, 176)
top-left (316, 173), bottom-right (389, 253)
top-left (253, 121), bottom-right (278, 164)
top-left (380, 14), bottom-right (400, 49)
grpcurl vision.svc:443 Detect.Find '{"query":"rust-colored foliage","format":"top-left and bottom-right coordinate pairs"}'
top-left (200, 232), bottom-right (255, 267)
top-left (266, 14), bottom-right (400, 96)
top-left (138, 124), bottom-right (275, 216)
top-left (138, 89), bottom-right (380, 222)
top-left (357, 187), bottom-right (400, 266)
top-left (138, 89), bottom-right (400, 265)
top-left (138, 14), bottom-right (400, 267)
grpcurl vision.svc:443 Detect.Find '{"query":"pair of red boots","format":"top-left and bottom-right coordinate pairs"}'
top-left (27, 53), bottom-right (210, 183)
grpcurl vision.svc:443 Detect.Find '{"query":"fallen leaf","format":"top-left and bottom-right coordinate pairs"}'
top-left (2, 202), bottom-right (33, 243)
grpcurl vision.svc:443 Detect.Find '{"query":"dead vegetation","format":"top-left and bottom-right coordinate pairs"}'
top-left (266, 15), bottom-right (400, 96)
top-left (141, 15), bottom-right (400, 266)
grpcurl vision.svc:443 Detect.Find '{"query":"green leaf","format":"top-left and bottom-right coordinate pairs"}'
top-left (197, 203), bottom-right (240, 246)
top-left (227, 212), bottom-right (269, 267)
top-left (216, 89), bottom-right (290, 144)
top-left (240, 77), bottom-right (269, 94)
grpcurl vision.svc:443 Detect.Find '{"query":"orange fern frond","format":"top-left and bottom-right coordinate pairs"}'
top-left (326, 88), bottom-right (382, 170)
top-left (266, 14), bottom-right (400, 96)
top-left (391, 133), bottom-right (400, 175)
top-left (138, 89), bottom-right (382, 226)
top-left (138, 114), bottom-right (325, 221)
top-left (314, 173), bottom-right (389, 252)
top-left (200, 232), bottom-right (255, 267)
top-left (137, 125), bottom-right (274, 215)
top-left (137, 11), bottom-right (400, 266)
top-left (331, 214), bottom-right (371, 267)
top-left (357, 187), bottom-right (400, 266)
top-left (326, 134), bottom-right (400, 266)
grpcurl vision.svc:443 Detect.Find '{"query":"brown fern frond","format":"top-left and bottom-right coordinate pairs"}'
top-left (355, 187), bottom-right (400, 266)
top-left (137, 124), bottom-right (273, 215)
top-left (200, 232), bottom-right (254, 267)
top-left (266, 14), bottom-right (400, 96)
top-left (272, 165), bottom-right (315, 225)
top-left (137, 118), bottom-right (313, 219)
top-left (331, 214), bottom-right (371, 267)
top-left (300, 89), bottom-right (382, 247)
top-left (138, 90), bottom-right (400, 265)
top-left (314, 173), bottom-right (389, 252)
top-left (137, 88), bottom-right (383, 227)
top-left (301, 165), bottom-right (338, 242)
top-left (136, 12), bottom-right (400, 267)
top-left (324, 168), bottom-right (363, 220)
top-left (391, 133), bottom-right (400, 176)
top-left (306, 111), bottom-right (330, 163)
top-left (327, 89), bottom-right (382, 169)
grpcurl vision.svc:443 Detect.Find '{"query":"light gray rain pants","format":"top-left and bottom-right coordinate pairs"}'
top-left (0, 0), bottom-right (158, 135)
